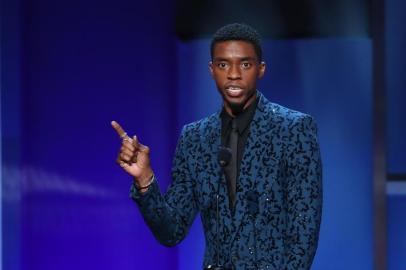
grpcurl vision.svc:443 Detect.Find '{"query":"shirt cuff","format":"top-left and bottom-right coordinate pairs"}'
top-left (129, 178), bottom-right (159, 202)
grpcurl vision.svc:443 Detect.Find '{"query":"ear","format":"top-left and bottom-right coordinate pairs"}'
top-left (208, 61), bottom-right (214, 77)
top-left (257, 61), bottom-right (266, 79)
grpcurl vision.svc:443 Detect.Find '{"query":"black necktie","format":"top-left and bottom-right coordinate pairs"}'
top-left (228, 118), bottom-right (238, 212)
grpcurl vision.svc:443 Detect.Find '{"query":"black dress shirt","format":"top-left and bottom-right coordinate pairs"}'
top-left (220, 97), bottom-right (258, 210)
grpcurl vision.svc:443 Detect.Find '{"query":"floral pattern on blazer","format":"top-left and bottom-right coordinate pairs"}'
top-left (131, 92), bottom-right (322, 270)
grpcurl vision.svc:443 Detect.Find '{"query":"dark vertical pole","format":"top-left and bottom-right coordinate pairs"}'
top-left (371, 0), bottom-right (387, 269)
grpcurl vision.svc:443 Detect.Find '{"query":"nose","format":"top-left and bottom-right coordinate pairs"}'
top-left (227, 64), bottom-right (241, 80)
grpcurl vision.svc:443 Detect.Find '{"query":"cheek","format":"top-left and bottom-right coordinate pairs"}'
top-left (246, 73), bottom-right (259, 84)
top-left (213, 73), bottom-right (226, 85)
top-left (211, 70), bottom-right (218, 78)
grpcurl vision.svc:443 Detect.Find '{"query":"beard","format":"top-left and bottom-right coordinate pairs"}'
top-left (228, 101), bottom-right (244, 115)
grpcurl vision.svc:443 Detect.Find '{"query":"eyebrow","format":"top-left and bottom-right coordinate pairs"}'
top-left (212, 56), bottom-right (257, 62)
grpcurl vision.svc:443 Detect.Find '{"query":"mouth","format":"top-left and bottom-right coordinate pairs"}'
top-left (225, 86), bottom-right (244, 97)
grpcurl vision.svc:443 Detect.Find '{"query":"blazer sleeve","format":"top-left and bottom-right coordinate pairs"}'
top-left (130, 125), bottom-right (199, 246)
top-left (283, 115), bottom-right (323, 270)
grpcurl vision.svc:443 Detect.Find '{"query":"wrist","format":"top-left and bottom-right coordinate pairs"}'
top-left (136, 169), bottom-right (153, 186)
top-left (134, 168), bottom-right (153, 185)
top-left (134, 174), bottom-right (155, 193)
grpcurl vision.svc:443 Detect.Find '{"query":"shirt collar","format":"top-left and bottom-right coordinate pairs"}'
top-left (220, 96), bottom-right (259, 134)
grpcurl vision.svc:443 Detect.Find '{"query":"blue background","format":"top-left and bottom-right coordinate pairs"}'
top-left (1, 0), bottom-right (405, 269)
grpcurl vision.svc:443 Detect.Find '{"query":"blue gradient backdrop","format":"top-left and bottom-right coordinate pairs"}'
top-left (2, 0), bottom-right (405, 269)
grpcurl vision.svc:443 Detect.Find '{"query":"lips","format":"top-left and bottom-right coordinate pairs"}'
top-left (225, 86), bottom-right (244, 97)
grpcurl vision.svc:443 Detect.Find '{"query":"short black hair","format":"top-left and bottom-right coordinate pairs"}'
top-left (210, 23), bottom-right (262, 62)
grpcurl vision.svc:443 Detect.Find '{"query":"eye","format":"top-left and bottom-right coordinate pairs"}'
top-left (217, 62), bottom-right (228, 69)
top-left (241, 62), bottom-right (251, 69)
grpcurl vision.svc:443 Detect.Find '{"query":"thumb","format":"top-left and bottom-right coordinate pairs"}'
top-left (133, 135), bottom-right (150, 154)
top-left (139, 143), bottom-right (150, 154)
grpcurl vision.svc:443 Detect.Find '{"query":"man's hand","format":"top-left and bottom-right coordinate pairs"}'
top-left (111, 121), bottom-right (153, 187)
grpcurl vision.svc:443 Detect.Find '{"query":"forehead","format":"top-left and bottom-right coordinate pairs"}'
top-left (212, 40), bottom-right (257, 60)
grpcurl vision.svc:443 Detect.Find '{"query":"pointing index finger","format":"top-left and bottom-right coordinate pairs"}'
top-left (111, 121), bottom-right (128, 139)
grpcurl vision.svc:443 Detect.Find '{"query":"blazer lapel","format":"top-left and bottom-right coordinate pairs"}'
top-left (202, 112), bottom-right (233, 240)
top-left (229, 92), bottom-right (277, 245)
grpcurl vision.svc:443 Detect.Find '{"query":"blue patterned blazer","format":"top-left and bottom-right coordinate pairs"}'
top-left (131, 92), bottom-right (323, 270)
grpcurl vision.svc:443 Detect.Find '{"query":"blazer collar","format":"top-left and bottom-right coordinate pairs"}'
top-left (204, 91), bottom-right (271, 139)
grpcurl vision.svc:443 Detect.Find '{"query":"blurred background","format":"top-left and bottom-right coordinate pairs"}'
top-left (1, 0), bottom-right (405, 269)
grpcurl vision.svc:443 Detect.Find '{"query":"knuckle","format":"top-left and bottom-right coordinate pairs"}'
top-left (126, 144), bottom-right (135, 152)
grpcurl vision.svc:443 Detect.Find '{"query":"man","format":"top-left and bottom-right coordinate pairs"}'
top-left (112, 23), bottom-right (322, 270)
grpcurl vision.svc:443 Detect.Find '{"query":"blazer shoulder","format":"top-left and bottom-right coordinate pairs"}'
top-left (268, 102), bottom-right (317, 127)
top-left (180, 112), bottom-right (219, 139)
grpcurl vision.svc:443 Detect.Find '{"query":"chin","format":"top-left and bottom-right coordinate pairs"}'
top-left (219, 88), bottom-right (255, 113)
top-left (225, 96), bottom-right (244, 104)
top-left (224, 96), bottom-right (249, 115)
top-left (227, 94), bottom-right (250, 105)
top-left (229, 102), bottom-right (245, 115)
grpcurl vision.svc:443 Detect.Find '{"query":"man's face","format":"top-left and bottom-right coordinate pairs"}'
top-left (209, 40), bottom-right (265, 116)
